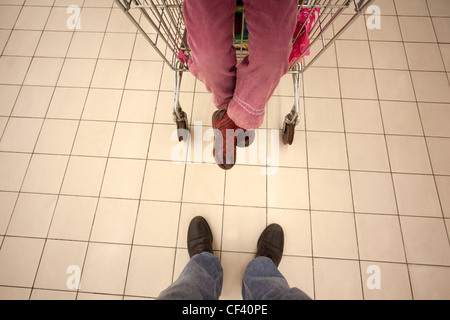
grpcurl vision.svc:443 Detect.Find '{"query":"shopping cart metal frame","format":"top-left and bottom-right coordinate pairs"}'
top-left (114, 0), bottom-right (376, 144)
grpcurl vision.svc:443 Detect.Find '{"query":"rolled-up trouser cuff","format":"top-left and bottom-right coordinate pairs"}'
top-left (227, 96), bottom-right (265, 130)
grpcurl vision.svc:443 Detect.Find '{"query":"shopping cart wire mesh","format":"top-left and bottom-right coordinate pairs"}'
top-left (114, 0), bottom-right (376, 145)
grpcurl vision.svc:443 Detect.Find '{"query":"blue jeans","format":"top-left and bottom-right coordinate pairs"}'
top-left (158, 252), bottom-right (312, 300)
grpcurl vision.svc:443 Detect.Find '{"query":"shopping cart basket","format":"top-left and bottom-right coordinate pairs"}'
top-left (114, 0), bottom-right (376, 145)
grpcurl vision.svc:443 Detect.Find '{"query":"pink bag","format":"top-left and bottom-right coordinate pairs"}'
top-left (289, 7), bottom-right (320, 66)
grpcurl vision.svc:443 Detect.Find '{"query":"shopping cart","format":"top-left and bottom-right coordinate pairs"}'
top-left (114, 0), bottom-right (375, 145)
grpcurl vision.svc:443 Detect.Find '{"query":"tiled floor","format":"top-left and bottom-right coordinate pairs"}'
top-left (0, 0), bottom-right (449, 300)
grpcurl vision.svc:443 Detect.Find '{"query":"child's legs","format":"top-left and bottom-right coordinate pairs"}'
top-left (227, 0), bottom-right (298, 129)
top-left (183, 0), bottom-right (237, 110)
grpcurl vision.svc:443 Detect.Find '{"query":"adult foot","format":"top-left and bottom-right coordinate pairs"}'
top-left (255, 224), bottom-right (285, 267)
top-left (187, 216), bottom-right (214, 258)
top-left (212, 109), bottom-right (255, 170)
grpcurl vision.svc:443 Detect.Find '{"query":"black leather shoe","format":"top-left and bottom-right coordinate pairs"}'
top-left (256, 224), bottom-right (284, 267)
top-left (187, 216), bottom-right (213, 258)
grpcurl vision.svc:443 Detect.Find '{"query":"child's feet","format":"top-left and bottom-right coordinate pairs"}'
top-left (211, 109), bottom-right (239, 170)
top-left (212, 109), bottom-right (237, 170)
top-left (212, 109), bottom-right (256, 170)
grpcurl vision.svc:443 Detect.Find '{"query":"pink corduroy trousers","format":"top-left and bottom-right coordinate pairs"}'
top-left (183, 0), bottom-right (298, 130)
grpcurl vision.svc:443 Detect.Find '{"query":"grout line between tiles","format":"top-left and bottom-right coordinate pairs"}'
top-left (2, 256), bottom-right (449, 300)
top-left (332, 20), bottom-right (365, 300)
top-left (25, 0), bottom-right (87, 300)
top-left (422, 0), bottom-right (450, 247)
top-left (220, 166), bottom-right (227, 265)
top-left (300, 67), bottom-right (316, 300)
top-left (1, 198), bottom-right (447, 239)
top-left (0, 81), bottom-right (448, 106)
top-left (120, 18), bottom-right (152, 299)
top-left (168, 61), bottom-right (197, 283)
top-left (0, 7), bottom-right (32, 139)
top-left (67, 4), bottom-right (123, 300)
top-left (1, 231), bottom-right (449, 267)
top-left (3, 118), bottom-right (450, 142)
top-left (121, 38), bottom-right (188, 295)
top-left (370, 1), bottom-right (416, 299)
top-left (217, 73), bottom-right (228, 264)
top-left (0, 6), bottom-right (24, 58)
top-left (171, 123), bottom-right (192, 281)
